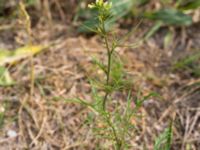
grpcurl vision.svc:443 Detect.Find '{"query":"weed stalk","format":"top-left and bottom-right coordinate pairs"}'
top-left (19, 2), bottom-right (35, 99)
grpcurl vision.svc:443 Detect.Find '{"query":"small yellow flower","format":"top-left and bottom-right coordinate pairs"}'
top-left (104, 2), bottom-right (112, 10)
top-left (96, 0), bottom-right (103, 6)
top-left (88, 0), bottom-right (112, 10)
top-left (88, 3), bottom-right (95, 8)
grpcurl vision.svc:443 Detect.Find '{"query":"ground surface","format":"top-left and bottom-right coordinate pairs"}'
top-left (0, 9), bottom-right (200, 150)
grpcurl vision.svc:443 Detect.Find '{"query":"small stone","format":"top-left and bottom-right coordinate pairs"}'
top-left (0, 107), bottom-right (5, 113)
top-left (7, 130), bottom-right (17, 138)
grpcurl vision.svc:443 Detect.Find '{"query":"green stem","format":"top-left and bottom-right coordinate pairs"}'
top-left (101, 21), bottom-right (121, 149)
top-left (102, 22), bottom-right (112, 111)
top-left (106, 115), bottom-right (122, 150)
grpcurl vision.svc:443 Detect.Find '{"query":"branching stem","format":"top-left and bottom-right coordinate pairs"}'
top-left (105, 114), bottom-right (122, 150)
top-left (102, 22), bottom-right (112, 111)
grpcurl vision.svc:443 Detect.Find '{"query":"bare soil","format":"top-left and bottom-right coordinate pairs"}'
top-left (0, 10), bottom-right (200, 150)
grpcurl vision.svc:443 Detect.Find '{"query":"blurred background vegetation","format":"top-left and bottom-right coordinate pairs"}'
top-left (1, 0), bottom-right (199, 77)
top-left (0, 0), bottom-right (200, 30)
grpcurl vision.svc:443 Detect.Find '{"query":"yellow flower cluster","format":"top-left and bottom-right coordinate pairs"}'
top-left (88, 0), bottom-right (112, 10)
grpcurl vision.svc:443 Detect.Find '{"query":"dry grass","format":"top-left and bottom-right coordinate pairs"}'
top-left (0, 1), bottom-right (200, 149)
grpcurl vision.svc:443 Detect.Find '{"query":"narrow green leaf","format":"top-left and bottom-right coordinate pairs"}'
top-left (136, 92), bottom-right (160, 107)
top-left (154, 122), bottom-right (173, 150)
top-left (0, 67), bottom-right (15, 86)
top-left (144, 21), bottom-right (163, 40)
top-left (63, 98), bottom-right (91, 106)
top-left (145, 8), bottom-right (193, 26)
top-left (164, 30), bottom-right (174, 49)
top-left (179, 0), bottom-right (200, 10)
top-left (92, 57), bottom-right (107, 74)
top-left (174, 51), bottom-right (200, 69)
